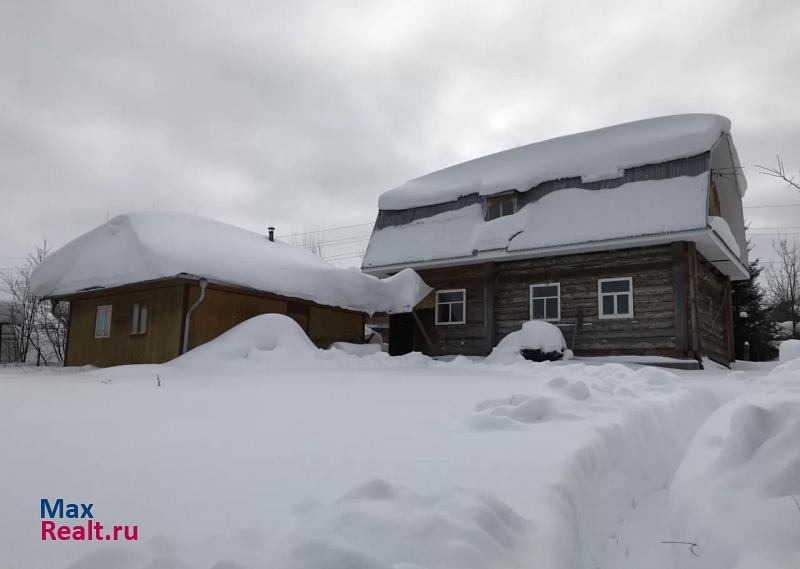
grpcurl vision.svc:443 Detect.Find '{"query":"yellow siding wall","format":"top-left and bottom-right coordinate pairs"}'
top-left (66, 284), bottom-right (184, 367)
top-left (66, 281), bottom-right (367, 367)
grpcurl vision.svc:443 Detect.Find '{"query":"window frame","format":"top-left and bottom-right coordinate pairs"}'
top-left (529, 283), bottom-right (561, 322)
top-left (131, 302), bottom-right (148, 336)
top-left (94, 305), bottom-right (112, 338)
top-left (484, 192), bottom-right (517, 221)
top-left (597, 277), bottom-right (634, 319)
top-left (434, 288), bottom-right (467, 325)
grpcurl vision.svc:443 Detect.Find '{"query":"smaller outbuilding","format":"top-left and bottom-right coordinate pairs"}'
top-left (30, 212), bottom-right (430, 367)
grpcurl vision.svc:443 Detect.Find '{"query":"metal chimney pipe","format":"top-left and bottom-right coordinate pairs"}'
top-left (268, 227), bottom-right (275, 242)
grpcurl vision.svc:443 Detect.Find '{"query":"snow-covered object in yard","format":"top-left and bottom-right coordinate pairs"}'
top-left (29, 212), bottom-right (431, 314)
top-left (379, 114), bottom-right (738, 210)
top-left (487, 321), bottom-right (568, 363)
top-left (364, 325), bottom-right (383, 344)
top-left (172, 314), bottom-right (317, 364)
top-left (778, 339), bottom-right (800, 362)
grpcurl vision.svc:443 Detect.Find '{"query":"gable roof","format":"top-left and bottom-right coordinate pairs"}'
top-left (362, 114), bottom-right (749, 280)
top-left (379, 114), bottom-right (743, 211)
top-left (30, 212), bottom-right (430, 314)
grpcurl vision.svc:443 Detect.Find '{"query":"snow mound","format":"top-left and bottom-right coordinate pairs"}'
top-left (486, 321), bottom-right (567, 363)
top-left (329, 342), bottom-right (385, 356)
top-left (29, 211), bottom-right (431, 314)
top-left (670, 394), bottom-right (800, 569)
top-left (778, 339), bottom-right (800, 362)
top-left (172, 314), bottom-right (316, 364)
top-left (272, 479), bottom-right (532, 569)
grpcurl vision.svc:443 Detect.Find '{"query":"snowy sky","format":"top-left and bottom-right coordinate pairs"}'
top-left (1, 0), bottom-right (800, 273)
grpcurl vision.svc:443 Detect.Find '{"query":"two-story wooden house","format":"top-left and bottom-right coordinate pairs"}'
top-left (362, 114), bottom-right (748, 366)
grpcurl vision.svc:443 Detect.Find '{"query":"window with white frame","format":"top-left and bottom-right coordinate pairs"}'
top-left (598, 277), bottom-right (633, 318)
top-left (131, 303), bottom-right (148, 335)
top-left (530, 283), bottom-right (560, 321)
top-left (435, 289), bottom-right (466, 325)
top-left (94, 305), bottom-right (112, 338)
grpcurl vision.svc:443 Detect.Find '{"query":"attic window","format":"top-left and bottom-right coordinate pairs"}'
top-left (485, 193), bottom-right (516, 221)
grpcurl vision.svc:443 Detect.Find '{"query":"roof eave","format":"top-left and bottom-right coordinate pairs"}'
top-left (363, 227), bottom-right (750, 281)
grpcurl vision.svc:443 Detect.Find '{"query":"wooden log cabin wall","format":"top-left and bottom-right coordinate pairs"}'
top-left (403, 242), bottom-right (734, 365)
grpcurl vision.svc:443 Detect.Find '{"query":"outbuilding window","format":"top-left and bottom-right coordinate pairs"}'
top-left (485, 194), bottom-right (516, 221)
top-left (598, 278), bottom-right (633, 319)
top-left (435, 289), bottom-right (466, 325)
top-left (131, 303), bottom-right (148, 335)
top-left (94, 305), bottom-right (112, 338)
top-left (530, 283), bottom-right (560, 321)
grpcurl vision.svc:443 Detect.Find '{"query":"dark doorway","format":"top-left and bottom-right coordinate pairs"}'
top-left (389, 313), bottom-right (414, 355)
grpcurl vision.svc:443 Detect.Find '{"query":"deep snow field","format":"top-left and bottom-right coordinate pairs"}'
top-left (1, 317), bottom-right (799, 569)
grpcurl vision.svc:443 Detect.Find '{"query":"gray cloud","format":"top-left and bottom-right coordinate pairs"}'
top-left (1, 0), bottom-right (799, 269)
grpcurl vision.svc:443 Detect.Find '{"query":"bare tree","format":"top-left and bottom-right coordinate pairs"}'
top-left (756, 155), bottom-right (800, 191)
top-left (0, 241), bottom-right (69, 365)
top-left (765, 237), bottom-right (800, 338)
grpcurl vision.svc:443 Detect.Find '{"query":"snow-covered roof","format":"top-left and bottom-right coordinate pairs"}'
top-left (379, 114), bottom-right (741, 210)
top-left (30, 212), bottom-right (430, 314)
top-left (363, 114), bottom-right (749, 279)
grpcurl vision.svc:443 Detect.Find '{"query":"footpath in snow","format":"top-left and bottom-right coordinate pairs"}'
top-left (0, 316), bottom-right (798, 569)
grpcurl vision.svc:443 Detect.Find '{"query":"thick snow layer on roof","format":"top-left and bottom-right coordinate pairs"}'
top-left (380, 114), bottom-right (731, 210)
top-left (30, 212), bottom-right (430, 314)
top-left (364, 173), bottom-right (710, 268)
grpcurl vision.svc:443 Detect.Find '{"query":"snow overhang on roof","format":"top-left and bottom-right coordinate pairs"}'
top-left (30, 212), bottom-right (431, 314)
top-left (362, 114), bottom-right (749, 279)
top-left (378, 114), bottom-right (738, 211)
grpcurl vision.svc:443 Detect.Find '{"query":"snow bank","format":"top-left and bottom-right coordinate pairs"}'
top-left (379, 114), bottom-right (732, 210)
top-left (466, 362), bottom-right (719, 568)
top-left (487, 321), bottom-right (568, 363)
top-left (172, 314), bottom-right (317, 364)
top-left (778, 338), bottom-right (800, 362)
top-left (669, 390), bottom-right (800, 568)
top-left (364, 174), bottom-right (709, 268)
top-left (329, 342), bottom-right (385, 356)
top-left (269, 479), bottom-right (533, 569)
top-left (30, 212), bottom-right (430, 314)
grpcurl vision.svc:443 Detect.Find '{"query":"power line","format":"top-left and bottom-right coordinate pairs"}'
top-left (744, 203), bottom-right (800, 209)
top-left (276, 221), bottom-right (373, 239)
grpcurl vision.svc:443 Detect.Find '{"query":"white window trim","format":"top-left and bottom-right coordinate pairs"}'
top-left (597, 277), bottom-right (634, 319)
top-left (94, 305), bottom-right (112, 338)
top-left (435, 288), bottom-right (466, 325)
top-left (529, 283), bottom-right (561, 321)
top-left (131, 303), bottom-right (148, 335)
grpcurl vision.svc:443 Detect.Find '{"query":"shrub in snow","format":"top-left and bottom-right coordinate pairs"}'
top-left (172, 313), bottom-right (316, 364)
top-left (778, 339), bottom-right (800, 362)
top-left (487, 321), bottom-right (569, 363)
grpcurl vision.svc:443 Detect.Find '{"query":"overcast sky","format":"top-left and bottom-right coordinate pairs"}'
top-left (2, 0), bottom-right (799, 271)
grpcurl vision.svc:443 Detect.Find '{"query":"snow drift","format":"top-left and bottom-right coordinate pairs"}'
top-left (669, 389), bottom-right (800, 568)
top-left (29, 211), bottom-right (431, 314)
top-left (172, 314), bottom-right (317, 364)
